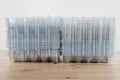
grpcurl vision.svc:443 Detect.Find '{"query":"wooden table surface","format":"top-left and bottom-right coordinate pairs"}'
top-left (0, 50), bottom-right (120, 80)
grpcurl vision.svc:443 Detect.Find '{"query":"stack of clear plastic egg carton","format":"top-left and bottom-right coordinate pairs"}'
top-left (62, 17), bottom-right (115, 63)
top-left (7, 17), bottom-right (115, 63)
top-left (7, 17), bottom-right (62, 62)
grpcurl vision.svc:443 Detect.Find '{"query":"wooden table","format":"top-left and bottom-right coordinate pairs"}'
top-left (0, 50), bottom-right (120, 80)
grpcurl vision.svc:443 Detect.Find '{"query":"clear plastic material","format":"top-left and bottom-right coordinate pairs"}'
top-left (7, 17), bottom-right (115, 63)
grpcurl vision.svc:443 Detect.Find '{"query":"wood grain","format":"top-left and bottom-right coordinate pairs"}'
top-left (0, 50), bottom-right (120, 80)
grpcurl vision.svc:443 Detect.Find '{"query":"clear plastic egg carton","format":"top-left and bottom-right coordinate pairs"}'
top-left (7, 17), bottom-right (115, 63)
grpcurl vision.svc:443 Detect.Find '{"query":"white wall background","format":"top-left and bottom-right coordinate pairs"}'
top-left (0, 0), bottom-right (120, 52)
